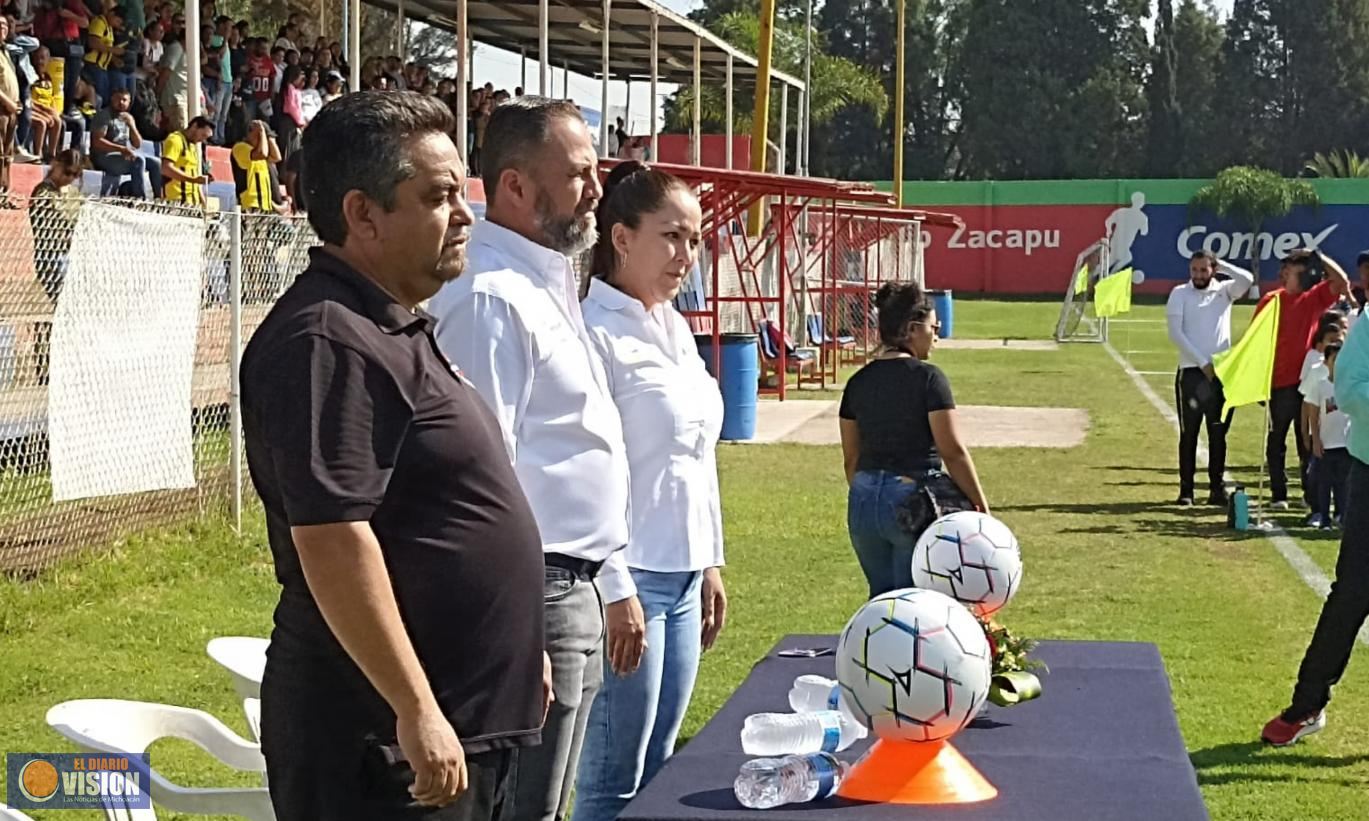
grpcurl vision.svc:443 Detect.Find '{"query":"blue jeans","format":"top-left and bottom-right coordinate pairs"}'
top-left (511, 565), bottom-right (604, 821)
top-left (204, 77), bottom-right (232, 142)
top-left (847, 470), bottom-right (924, 597)
top-left (86, 65), bottom-right (110, 107)
top-left (572, 570), bottom-right (702, 821)
top-left (93, 152), bottom-right (160, 198)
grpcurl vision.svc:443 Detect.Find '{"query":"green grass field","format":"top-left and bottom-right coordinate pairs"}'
top-left (2, 299), bottom-right (1367, 820)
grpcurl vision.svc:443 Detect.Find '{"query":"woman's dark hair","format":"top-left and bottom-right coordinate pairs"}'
top-left (51, 148), bottom-right (83, 173)
top-left (1316, 309), bottom-right (1346, 342)
top-left (1315, 318), bottom-right (1344, 346)
top-left (281, 64), bottom-right (304, 91)
top-left (874, 282), bottom-right (933, 351)
top-left (587, 160), bottom-right (692, 285)
top-left (1324, 343), bottom-right (1342, 363)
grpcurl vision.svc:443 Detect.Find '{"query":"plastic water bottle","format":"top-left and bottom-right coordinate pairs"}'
top-left (1228, 486), bottom-right (1249, 531)
top-left (741, 711), bottom-right (863, 756)
top-left (787, 675), bottom-right (840, 712)
top-left (734, 753), bottom-right (851, 809)
top-left (787, 676), bottom-right (868, 738)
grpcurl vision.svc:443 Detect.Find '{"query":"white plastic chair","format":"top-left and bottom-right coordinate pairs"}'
top-left (243, 698), bottom-right (261, 745)
top-left (98, 770), bottom-right (159, 821)
top-left (0, 804), bottom-right (37, 821)
top-left (206, 637), bottom-right (268, 702)
top-left (45, 699), bottom-right (275, 821)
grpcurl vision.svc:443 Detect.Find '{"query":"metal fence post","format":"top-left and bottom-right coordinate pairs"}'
top-left (229, 208), bottom-right (243, 534)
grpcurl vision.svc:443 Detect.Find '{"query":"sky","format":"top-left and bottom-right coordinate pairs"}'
top-left (468, 0), bottom-right (1239, 136)
top-left (468, 0), bottom-right (699, 135)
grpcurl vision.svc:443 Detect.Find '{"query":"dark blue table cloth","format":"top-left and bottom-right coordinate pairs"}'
top-left (619, 634), bottom-right (1208, 821)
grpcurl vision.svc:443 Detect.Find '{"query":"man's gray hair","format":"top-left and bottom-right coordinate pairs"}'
top-left (480, 96), bottom-right (585, 207)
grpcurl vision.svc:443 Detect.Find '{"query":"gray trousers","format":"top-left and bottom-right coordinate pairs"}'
top-left (512, 565), bottom-right (605, 821)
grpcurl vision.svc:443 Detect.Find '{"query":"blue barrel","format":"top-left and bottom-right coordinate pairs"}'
top-left (927, 289), bottom-right (954, 339)
top-left (696, 333), bottom-right (758, 441)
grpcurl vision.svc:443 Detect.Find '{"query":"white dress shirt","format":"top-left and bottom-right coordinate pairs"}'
top-left (582, 278), bottom-right (725, 575)
top-left (429, 220), bottom-right (635, 603)
top-left (1299, 349), bottom-right (1325, 391)
top-left (1166, 260), bottom-right (1256, 369)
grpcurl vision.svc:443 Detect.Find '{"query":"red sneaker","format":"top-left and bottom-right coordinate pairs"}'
top-left (1261, 710), bottom-right (1326, 746)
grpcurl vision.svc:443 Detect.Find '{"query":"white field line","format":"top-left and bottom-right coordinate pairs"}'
top-left (1101, 340), bottom-right (1368, 647)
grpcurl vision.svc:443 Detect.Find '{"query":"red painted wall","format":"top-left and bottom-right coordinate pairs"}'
top-left (919, 205), bottom-right (1113, 294)
top-left (653, 135), bottom-right (751, 170)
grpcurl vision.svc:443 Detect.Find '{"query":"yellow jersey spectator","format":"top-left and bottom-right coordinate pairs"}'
top-left (232, 120), bottom-right (281, 212)
top-left (84, 8), bottom-right (118, 69)
top-left (160, 116), bottom-right (213, 205)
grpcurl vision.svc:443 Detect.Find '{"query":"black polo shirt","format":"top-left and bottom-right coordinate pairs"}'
top-left (241, 247), bottom-right (545, 753)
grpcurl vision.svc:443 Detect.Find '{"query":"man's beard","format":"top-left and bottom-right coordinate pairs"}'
top-left (533, 186), bottom-right (597, 255)
top-left (1192, 277), bottom-right (1211, 290)
top-left (436, 244), bottom-right (467, 281)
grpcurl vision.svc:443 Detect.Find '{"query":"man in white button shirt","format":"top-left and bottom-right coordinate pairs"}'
top-left (429, 97), bottom-right (643, 821)
top-left (1166, 250), bottom-right (1255, 506)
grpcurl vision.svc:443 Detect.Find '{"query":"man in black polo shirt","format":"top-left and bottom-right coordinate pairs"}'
top-left (241, 91), bottom-right (549, 820)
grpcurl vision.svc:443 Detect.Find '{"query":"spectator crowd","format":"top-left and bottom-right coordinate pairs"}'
top-left (0, 0), bottom-right (651, 213)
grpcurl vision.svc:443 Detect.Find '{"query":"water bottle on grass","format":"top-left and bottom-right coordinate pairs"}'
top-left (734, 752), bottom-right (851, 809)
top-left (741, 711), bottom-right (863, 756)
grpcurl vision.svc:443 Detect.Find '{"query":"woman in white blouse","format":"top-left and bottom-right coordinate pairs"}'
top-left (572, 162), bottom-right (728, 821)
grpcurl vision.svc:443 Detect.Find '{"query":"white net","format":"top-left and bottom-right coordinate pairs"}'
top-left (1054, 239), bottom-right (1109, 343)
top-left (0, 195), bottom-right (317, 571)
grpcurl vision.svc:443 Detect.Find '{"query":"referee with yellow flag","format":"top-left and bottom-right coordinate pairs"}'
top-left (1165, 251), bottom-right (1255, 506)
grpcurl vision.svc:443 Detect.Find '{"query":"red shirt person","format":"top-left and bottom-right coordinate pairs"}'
top-left (247, 40), bottom-right (275, 114)
top-left (1256, 250), bottom-right (1350, 506)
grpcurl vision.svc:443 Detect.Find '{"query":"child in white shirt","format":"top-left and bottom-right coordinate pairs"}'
top-left (1300, 321), bottom-right (1347, 526)
top-left (1310, 344), bottom-right (1352, 528)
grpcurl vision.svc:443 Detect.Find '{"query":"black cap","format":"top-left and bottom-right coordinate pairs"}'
top-left (1357, 250), bottom-right (1369, 267)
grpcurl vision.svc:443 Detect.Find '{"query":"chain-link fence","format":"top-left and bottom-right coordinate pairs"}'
top-left (0, 194), bottom-right (317, 571)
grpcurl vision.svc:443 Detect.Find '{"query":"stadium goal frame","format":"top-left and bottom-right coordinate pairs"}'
top-left (1054, 239), bottom-right (1110, 343)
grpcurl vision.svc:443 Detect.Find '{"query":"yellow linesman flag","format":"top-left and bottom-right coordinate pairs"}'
top-left (1073, 263), bottom-right (1090, 295)
top-left (1093, 268), bottom-right (1133, 318)
top-left (1212, 297), bottom-right (1282, 417)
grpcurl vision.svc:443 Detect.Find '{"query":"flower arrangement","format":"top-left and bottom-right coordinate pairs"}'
top-left (980, 617), bottom-right (1046, 707)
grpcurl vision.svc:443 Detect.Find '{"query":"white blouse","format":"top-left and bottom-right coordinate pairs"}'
top-left (583, 277), bottom-right (725, 574)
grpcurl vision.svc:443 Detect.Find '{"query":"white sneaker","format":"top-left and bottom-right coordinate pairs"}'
top-left (15, 148), bottom-right (41, 164)
top-left (1271, 500), bottom-right (1291, 511)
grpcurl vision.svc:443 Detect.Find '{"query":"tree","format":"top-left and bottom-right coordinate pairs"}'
top-left (1170, 0), bottom-right (1223, 176)
top-left (661, 11), bottom-right (886, 167)
top-left (406, 23), bottom-right (460, 75)
top-left (1213, 0), bottom-right (1280, 169)
top-left (1304, 149), bottom-right (1369, 178)
top-left (958, 0), bottom-right (1149, 179)
top-left (1268, 0), bottom-right (1369, 172)
top-left (1189, 166), bottom-right (1319, 273)
top-left (1144, 0), bottom-right (1181, 176)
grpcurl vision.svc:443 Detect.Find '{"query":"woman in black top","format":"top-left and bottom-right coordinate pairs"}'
top-left (838, 282), bottom-right (989, 597)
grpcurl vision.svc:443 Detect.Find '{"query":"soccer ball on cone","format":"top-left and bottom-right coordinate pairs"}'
top-left (835, 588), bottom-right (992, 743)
top-left (912, 511), bottom-right (1022, 618)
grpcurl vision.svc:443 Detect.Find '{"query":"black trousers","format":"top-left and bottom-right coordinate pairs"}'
top-left (1174, 367), bottom-right (1230, 496)
top-left (1267, 385), bottom-right (1311, 504)
top-left (262, 661), bottom-right (520, 821)
top-left (1315, 447), bottom-right (1352, 522)
top-left (1289, 456), bottom-right (1369, 717)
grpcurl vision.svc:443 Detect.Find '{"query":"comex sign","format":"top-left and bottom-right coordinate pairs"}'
top-left (1177, 225), bottom-right (1339, 261)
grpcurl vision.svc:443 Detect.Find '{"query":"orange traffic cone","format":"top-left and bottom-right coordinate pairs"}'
top-left (836, 738), bottom-right (997, 805)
